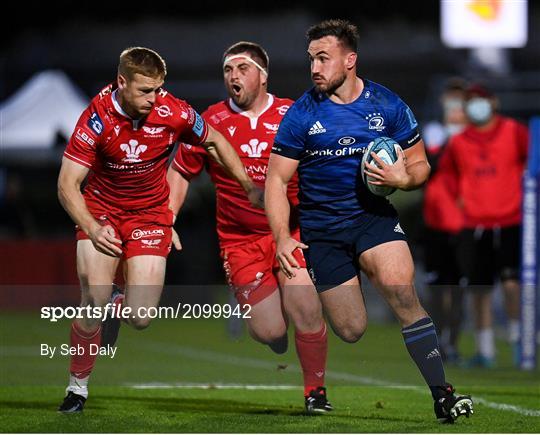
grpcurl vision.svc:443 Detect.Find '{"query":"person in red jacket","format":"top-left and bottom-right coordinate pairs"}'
top-left (422, 78), bottom-right (468, 364)
top-left (446, 84), bottom-right (528, 367)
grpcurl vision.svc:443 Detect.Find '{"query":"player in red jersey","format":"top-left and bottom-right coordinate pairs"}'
top-left (445, 84), bottom-right (528, 367)
top-left (167, 42), bottom-right (331, 413)
top-left (57, 47), bottom-right (260, 413)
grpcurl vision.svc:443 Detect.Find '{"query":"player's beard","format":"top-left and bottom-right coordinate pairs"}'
top-left (313, 71), bottom-right (347, 95)
top-left (230, 88), bottom-right (257, 111)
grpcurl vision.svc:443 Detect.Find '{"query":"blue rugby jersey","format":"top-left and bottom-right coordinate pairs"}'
top-left (272, 79), bottom-right (421, 230)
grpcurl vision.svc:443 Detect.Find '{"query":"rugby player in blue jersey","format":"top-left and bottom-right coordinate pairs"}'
top-left (265, 19), bottom-right (473, 423)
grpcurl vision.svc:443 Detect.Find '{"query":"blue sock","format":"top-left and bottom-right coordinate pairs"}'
top-left (402, 317), bottom-right (447, 399)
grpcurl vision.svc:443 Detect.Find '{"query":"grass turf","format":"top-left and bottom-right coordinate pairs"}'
top-left (0, 312), bottom-right (539, 432)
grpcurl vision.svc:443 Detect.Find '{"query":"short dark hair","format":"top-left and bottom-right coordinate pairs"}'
top-left (223, 41), bottom-right (269, 71)
top-left (306, 19), bottom-right (358, 53)
top-left (118, 47), bottom-right (167, 80)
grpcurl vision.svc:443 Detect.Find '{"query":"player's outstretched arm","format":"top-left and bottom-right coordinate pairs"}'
top-left (58, 157), bottom-right (122, 257)
top-left (265, 153), bottom-right (307, 278)
top-left (202, 125), bottom-right (264, 209)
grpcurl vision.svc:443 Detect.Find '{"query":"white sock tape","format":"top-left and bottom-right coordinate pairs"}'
top-left (223, 55), bottom-right (268, 76)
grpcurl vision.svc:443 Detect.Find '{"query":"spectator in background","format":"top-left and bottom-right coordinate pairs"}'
top-left (445, 84), bottom-right (528, 367)
top-left (421, 78), bottom-right (468, 364)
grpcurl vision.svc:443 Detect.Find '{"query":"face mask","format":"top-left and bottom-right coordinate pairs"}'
top-left (443, 98), bottom-right (463, 113)
top-left (465, 98), bottom-right (493, 125)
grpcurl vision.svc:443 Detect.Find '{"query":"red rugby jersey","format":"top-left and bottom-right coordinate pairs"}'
top-left (172, 94), bottom-right (299, 247)
top-left (446, 116), bottom-right (528, 228)
top-left (423, 145), bottom-right (464, 233)
top-left (64, 84), bottom-right (208, 210)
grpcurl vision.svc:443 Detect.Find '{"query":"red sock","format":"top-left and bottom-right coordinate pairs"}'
top-left (295, 323), bottom-right (328, 397)
top-left (69, 321), bottom-right (101, 378)
top-left (112, 292), bottom-right (124, 306)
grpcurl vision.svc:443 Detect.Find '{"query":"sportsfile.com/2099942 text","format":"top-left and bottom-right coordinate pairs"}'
top-left (40, 303), bottom-right (251, 322)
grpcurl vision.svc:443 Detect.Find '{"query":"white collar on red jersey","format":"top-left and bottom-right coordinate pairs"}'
top-left (229, 93), bottom-right (274, 130)
top-left (111, 90), bottom-right (131, 119)
top-left (112, 89), bottom-right (144, 130)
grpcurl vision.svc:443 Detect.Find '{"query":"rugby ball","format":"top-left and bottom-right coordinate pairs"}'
top-left (360, 137), bottom-right (402, 197)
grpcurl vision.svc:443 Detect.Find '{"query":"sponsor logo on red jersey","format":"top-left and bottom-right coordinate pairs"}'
top-left (120, 139), bottom-right (148, 163)
top-left (155, 105), bottom-right (173, 117)
top-left (263, 122), bottom-right (279, 133)
top-left (276, 105), bottom-right (290, 115)
top-left (88, 112), bottom-right (104, 135)
top-left (240, 139), bottom-right (269, 158)
top-left (75, 128), bottom-right (96, 147)
top-left (142, 126), bottom-right (166, 136)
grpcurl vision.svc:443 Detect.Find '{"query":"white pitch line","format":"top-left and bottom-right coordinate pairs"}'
top-left (473, 397), bottom-right (540, 417)
top-left (135, 341), bottom-right (540, 418)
